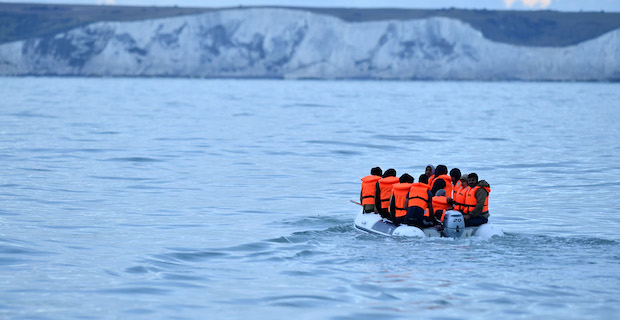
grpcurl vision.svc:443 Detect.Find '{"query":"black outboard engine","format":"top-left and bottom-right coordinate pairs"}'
top-left (442, 210), bottom-right (466, 238)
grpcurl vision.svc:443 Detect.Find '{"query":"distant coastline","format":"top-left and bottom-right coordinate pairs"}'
top-left (1, 4), bottom-right (618, 81)
top-left (2, 3), bottom-right (620, 47)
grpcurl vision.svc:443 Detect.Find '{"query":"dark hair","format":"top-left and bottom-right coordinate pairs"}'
top-left (371, 167), bottom-right (383, 176)
top-left (383, 168), bottom-right (397, 178)
top-left (418, 174), bottom-right (428, 184)
top-left (399, 173), bottom-right (414, 183)
top-left (435, 165), bottom-right (448, 176)
top-left (469, 172), bottom-right (479, 181)
top-left (450, 168), bottom-right (461, 180)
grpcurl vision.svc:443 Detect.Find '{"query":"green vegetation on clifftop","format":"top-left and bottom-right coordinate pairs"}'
top-left (1, 2), bottom-right (620, 47)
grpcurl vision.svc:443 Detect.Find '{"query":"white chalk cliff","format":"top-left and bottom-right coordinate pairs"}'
top-left (0, 8), bottom-right (618, 80)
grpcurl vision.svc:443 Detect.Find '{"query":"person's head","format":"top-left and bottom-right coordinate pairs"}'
top-left (383, 168), bottom-right (397, 178)
top-left (399, 173), bottom-right (414, 184)
top-left (468, 172), bottom-right (479, 187)
top-left (370, 167), bottom-right (382, 176)
top-left (436, 189), bottom-right (446, 197)
top-left (460, 173), bottom-right (469, 187)
top-left (435, 165), bottom-right (448, 176)
top-left (425, 165), bottom-right (435, 177)
top-left (418, 174), bottom-right (429, 184)
top-left (450, 168), bottom-right (461, 184)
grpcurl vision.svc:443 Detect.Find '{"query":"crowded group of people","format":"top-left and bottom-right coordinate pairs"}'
top-left (360, 165), bottom-right (491, 229)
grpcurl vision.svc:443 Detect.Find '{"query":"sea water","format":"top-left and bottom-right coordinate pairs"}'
top-left (1, 77), bottom-right (619, 319)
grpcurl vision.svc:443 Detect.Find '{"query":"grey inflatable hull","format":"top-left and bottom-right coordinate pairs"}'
top-left (354, 211), bottom-right (504, 239)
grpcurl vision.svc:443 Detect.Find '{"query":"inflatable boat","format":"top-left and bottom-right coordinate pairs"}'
top-left (354, 210), bottom-right (504, 239)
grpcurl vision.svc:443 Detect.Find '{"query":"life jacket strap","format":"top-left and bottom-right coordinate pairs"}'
top-left (408, 196), bottom-right (428, 201)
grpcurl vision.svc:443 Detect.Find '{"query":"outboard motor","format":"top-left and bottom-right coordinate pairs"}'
top-left (442, 210), bottom-right (465, 238)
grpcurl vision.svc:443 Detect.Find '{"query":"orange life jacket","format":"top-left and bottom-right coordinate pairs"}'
top-left (391, 183), bottom-right (413, 218)
top-left (463, 185), bottom-right (490, 214)
top-left (377, 176), bottom-right (400, 209)
top-left (454, 180), bottom-right (463, 195)
top-left (426, 196), bottom-right (451, 222)
top-left (454, 185), bottom-right (469, 212)
top-left (430, 174), bottom-right (453, 197)
top-left (427, 174), bottom-right (435, 187)
top-left (407, 183), bottom-right (431, 209)
top-left (360, 175), bottom-right (381, 205)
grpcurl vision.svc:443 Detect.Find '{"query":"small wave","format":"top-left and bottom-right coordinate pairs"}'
top-left (554, 182), bottom-right (611, 189)
top-left (222, 294), bottom-right (345, 308)
top-left (476, 137), bottom-right (509, 141)
top-left (161, 274), bottom-right (209, 282)
top-left (505, 233), bottom-right (618, 247)
top-left (0, 210), bottom-right (19, 216)
top-left (0, 243), bottom-right (55, 266)
top-left (280, 270), bottom-right (316, 276)
top-left (332, 150), bottom-right (363, 156)
top-left (0, 244), bottom-right (52, 255)
top-left (266, 236), bottom-right (293, 244)
top-left (232, 112), bottom-right (254, 117)
top-left (281, 215), bottom-right (348, 227)
top-left (0, 257), bottom-right (32, 266)
top-left (125, 265), bottom-right (163, 274)
top-left (332, 312), bottom-right (402, 320)
top-left (104, 157), bottom-right (162, 162)
top-left (90, 175), bottom-right (153, 181)
top-left (263, 150), bottom-right (299, 156)
top-left (495, 161), bottom-right (576, 169)
top-left (281, 103), bottom-right (338, 108)
top-left (17, 168), bottom-right (53, 172)
top-left (0, 183), bottom-right (22, 187)
top-left (8, 111), bottom-right (58, 119)
top-left (226, 241), bottom-right (274, 252)
top-left (305, 140), bottom-right (396, 151)
top-left (372, 134), bottom-right (446, 142)
top-left (97, 287), bottom-right (170, 295)
top-left (156, 251), bottom-right (230, 263)
top-left (75, 148), bottom-right (120, 153)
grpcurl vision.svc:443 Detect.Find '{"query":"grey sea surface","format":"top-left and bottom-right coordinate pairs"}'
top-left (1, 77), bottom-right (619, 319)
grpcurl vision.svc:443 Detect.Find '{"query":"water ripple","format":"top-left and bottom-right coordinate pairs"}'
top-left (372, 134), bottom-right (445, 142)
top-left (104, 157), bottom-right (163, 162)
top-left (306, 140), bottom-right (396, 150)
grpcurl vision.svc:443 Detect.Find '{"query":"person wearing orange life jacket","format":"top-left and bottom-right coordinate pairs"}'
top-left (430, 165), bottom-right (453, 197)
top-left (451, 173), bottom-right (470, 212)
top-left (374, 168), bottom-right (399, 219)
top-left (360, 167), bottom-right (382, 213)
top-left (388, 173), bottom-right (414, 225)
top-left (427, 189), bottom-right (453, 222)
top-left (450, 168), bottom-right (462, 194)
top-left (425, 165), bottom-right (435, 186)
top-left (400, 174), bottom-right (436, 228)
top-left (462, 172), bottom-right (491, 227)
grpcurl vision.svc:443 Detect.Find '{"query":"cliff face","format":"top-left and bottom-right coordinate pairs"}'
top-left (0, 8), bottom-right (618, 80)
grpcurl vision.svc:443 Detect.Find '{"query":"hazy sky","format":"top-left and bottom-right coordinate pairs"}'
top-left (4, 0), bottom-right (620, 11)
